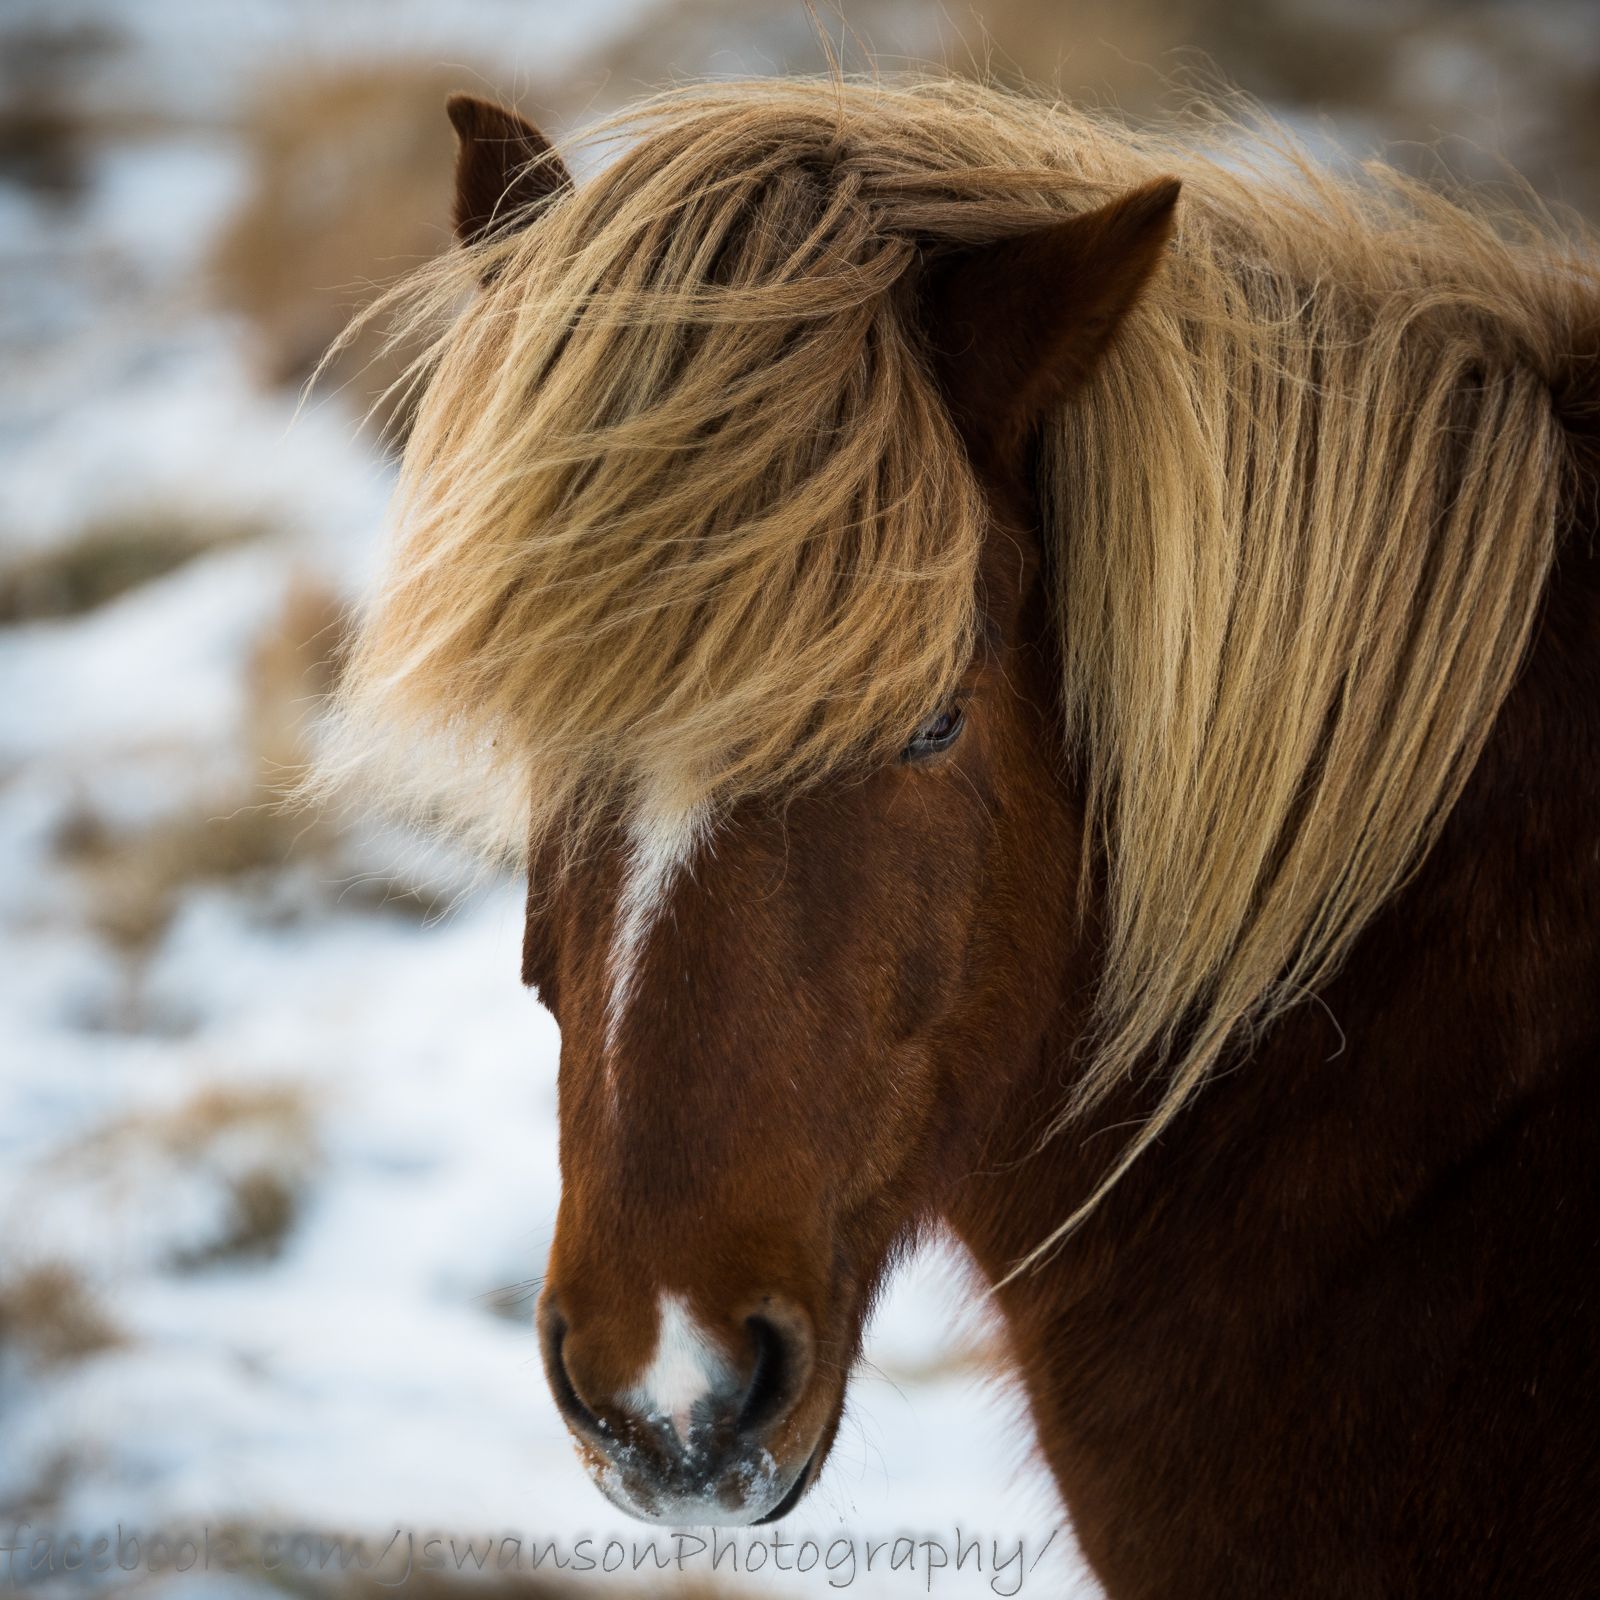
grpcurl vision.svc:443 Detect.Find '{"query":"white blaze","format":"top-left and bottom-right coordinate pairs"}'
top-left (604, 793), bottom-right (706, 1056)
top-left (625, 1292), bottom-right (733, 1444)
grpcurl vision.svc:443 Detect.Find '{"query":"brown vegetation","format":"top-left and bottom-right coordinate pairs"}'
top-left (56, 577), bottom-right (349, 956)
top-left (0, 1264), bottom-right (122, 1366)
top-left (0, 508), bottom-right (261, 625)
top-left (49, 1083), bottom-right (321, 1269)
top-left (54, 572), bottom-right (451, 993)
top-left (254, 1555), bottom-right (717, 1599)
top-left (0, 18), bottom-right (124, 200)
top-left (159, 1085), bottom-right (316, 1267)
top-left (573, 0), bottom-right (1600, 215)
top-left (212, 61), bottom-right (481, 440)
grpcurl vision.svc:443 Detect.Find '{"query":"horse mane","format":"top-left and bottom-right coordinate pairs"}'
top-left (317, 76), bottom-right (1598, 1233)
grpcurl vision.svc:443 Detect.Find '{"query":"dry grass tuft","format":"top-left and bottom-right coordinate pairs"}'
top-left (246, 575), bottom-right (349, 779)
top-left (44, 1083), bottom-right (321, 1270)
top-left (872, 1333), bottom-right (1007, 1385)
top-left (56, 576), bottom-right (377, 959)
top-left (60, 801), bottom-right (304, 956)
top-left (579, 0), bottom-right (1600, 215)
top-left (0, 17), bottom-right (124, 199)
top-left (246, 1552), bottom-right (714, 1598)
top-left (156, 1085), bottom-right (315, 1266)
top-left (0, 1263), bottom-right (122, 1366)
top-left (0, 508), bottom-right (262, 625)
top-left (212, 60), bottom-right (479, 441)
top-left (56, 571), bottom-right (452, 971)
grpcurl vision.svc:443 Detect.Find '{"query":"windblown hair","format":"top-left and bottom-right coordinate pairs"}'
top-left (320, 76), bottom-right (1597, 1252)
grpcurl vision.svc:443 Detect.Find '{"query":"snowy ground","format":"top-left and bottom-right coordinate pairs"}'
top-left (0, 4), bottom-right (1082, 1595)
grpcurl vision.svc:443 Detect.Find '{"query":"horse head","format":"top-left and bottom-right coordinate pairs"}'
top-left (437, 95), bottom-right (1178, 1523)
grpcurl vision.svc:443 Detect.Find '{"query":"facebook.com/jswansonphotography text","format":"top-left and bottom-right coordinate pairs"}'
top-left (2, 1523), bottom-right (1066, 1594)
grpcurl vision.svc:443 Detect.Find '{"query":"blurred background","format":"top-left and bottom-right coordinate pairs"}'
top-left (1, 1), bottom-right (1595, 1595)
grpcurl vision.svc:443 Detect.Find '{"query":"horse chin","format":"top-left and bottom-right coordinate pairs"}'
top-left (749, 1446), bottom-right (821, 1524)
top-left (585, 1446), bottom-right (818, 1528)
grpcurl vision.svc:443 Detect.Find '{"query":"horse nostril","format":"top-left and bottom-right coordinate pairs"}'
top-left (736, 1311), bottom-right (809, 1437)
top-left (541, 1307), bottom-right (606, 1441)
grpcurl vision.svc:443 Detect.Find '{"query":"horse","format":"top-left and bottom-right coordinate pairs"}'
top-left (320, 78), bottom-right (1600, 1597)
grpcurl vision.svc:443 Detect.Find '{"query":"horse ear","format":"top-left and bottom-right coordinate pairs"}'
top-left (924, 177), bottom-right (1181, 464)
top-left (445, 93), bottom-right (571, 248)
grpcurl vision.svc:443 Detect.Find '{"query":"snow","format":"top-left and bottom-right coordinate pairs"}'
top-left (0, 4), bottom-right (1083, 1595)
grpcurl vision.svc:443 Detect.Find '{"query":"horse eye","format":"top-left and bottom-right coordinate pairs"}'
top-left (901, 703), bottom-right (965, 762)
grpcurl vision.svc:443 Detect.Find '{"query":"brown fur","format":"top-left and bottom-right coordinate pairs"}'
top-left (329, 82), bottom-right (1600, 1590)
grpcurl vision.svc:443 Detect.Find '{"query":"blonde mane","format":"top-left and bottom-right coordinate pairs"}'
top-left (320, 77), bottom-right (1597, 1258)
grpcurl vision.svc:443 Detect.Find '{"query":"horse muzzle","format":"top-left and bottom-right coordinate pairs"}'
top-left (537, 1290), bottom-right (825, 1525)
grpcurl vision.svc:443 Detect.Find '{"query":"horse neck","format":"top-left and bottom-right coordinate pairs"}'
top-left (926, 300), bottom-right (1600, 1597)
top-left (941, 373), bottom-right (1600, 1378)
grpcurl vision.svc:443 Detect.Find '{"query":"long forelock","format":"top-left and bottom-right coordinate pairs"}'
top-left (322, 93), bottom-right (1000, 869)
